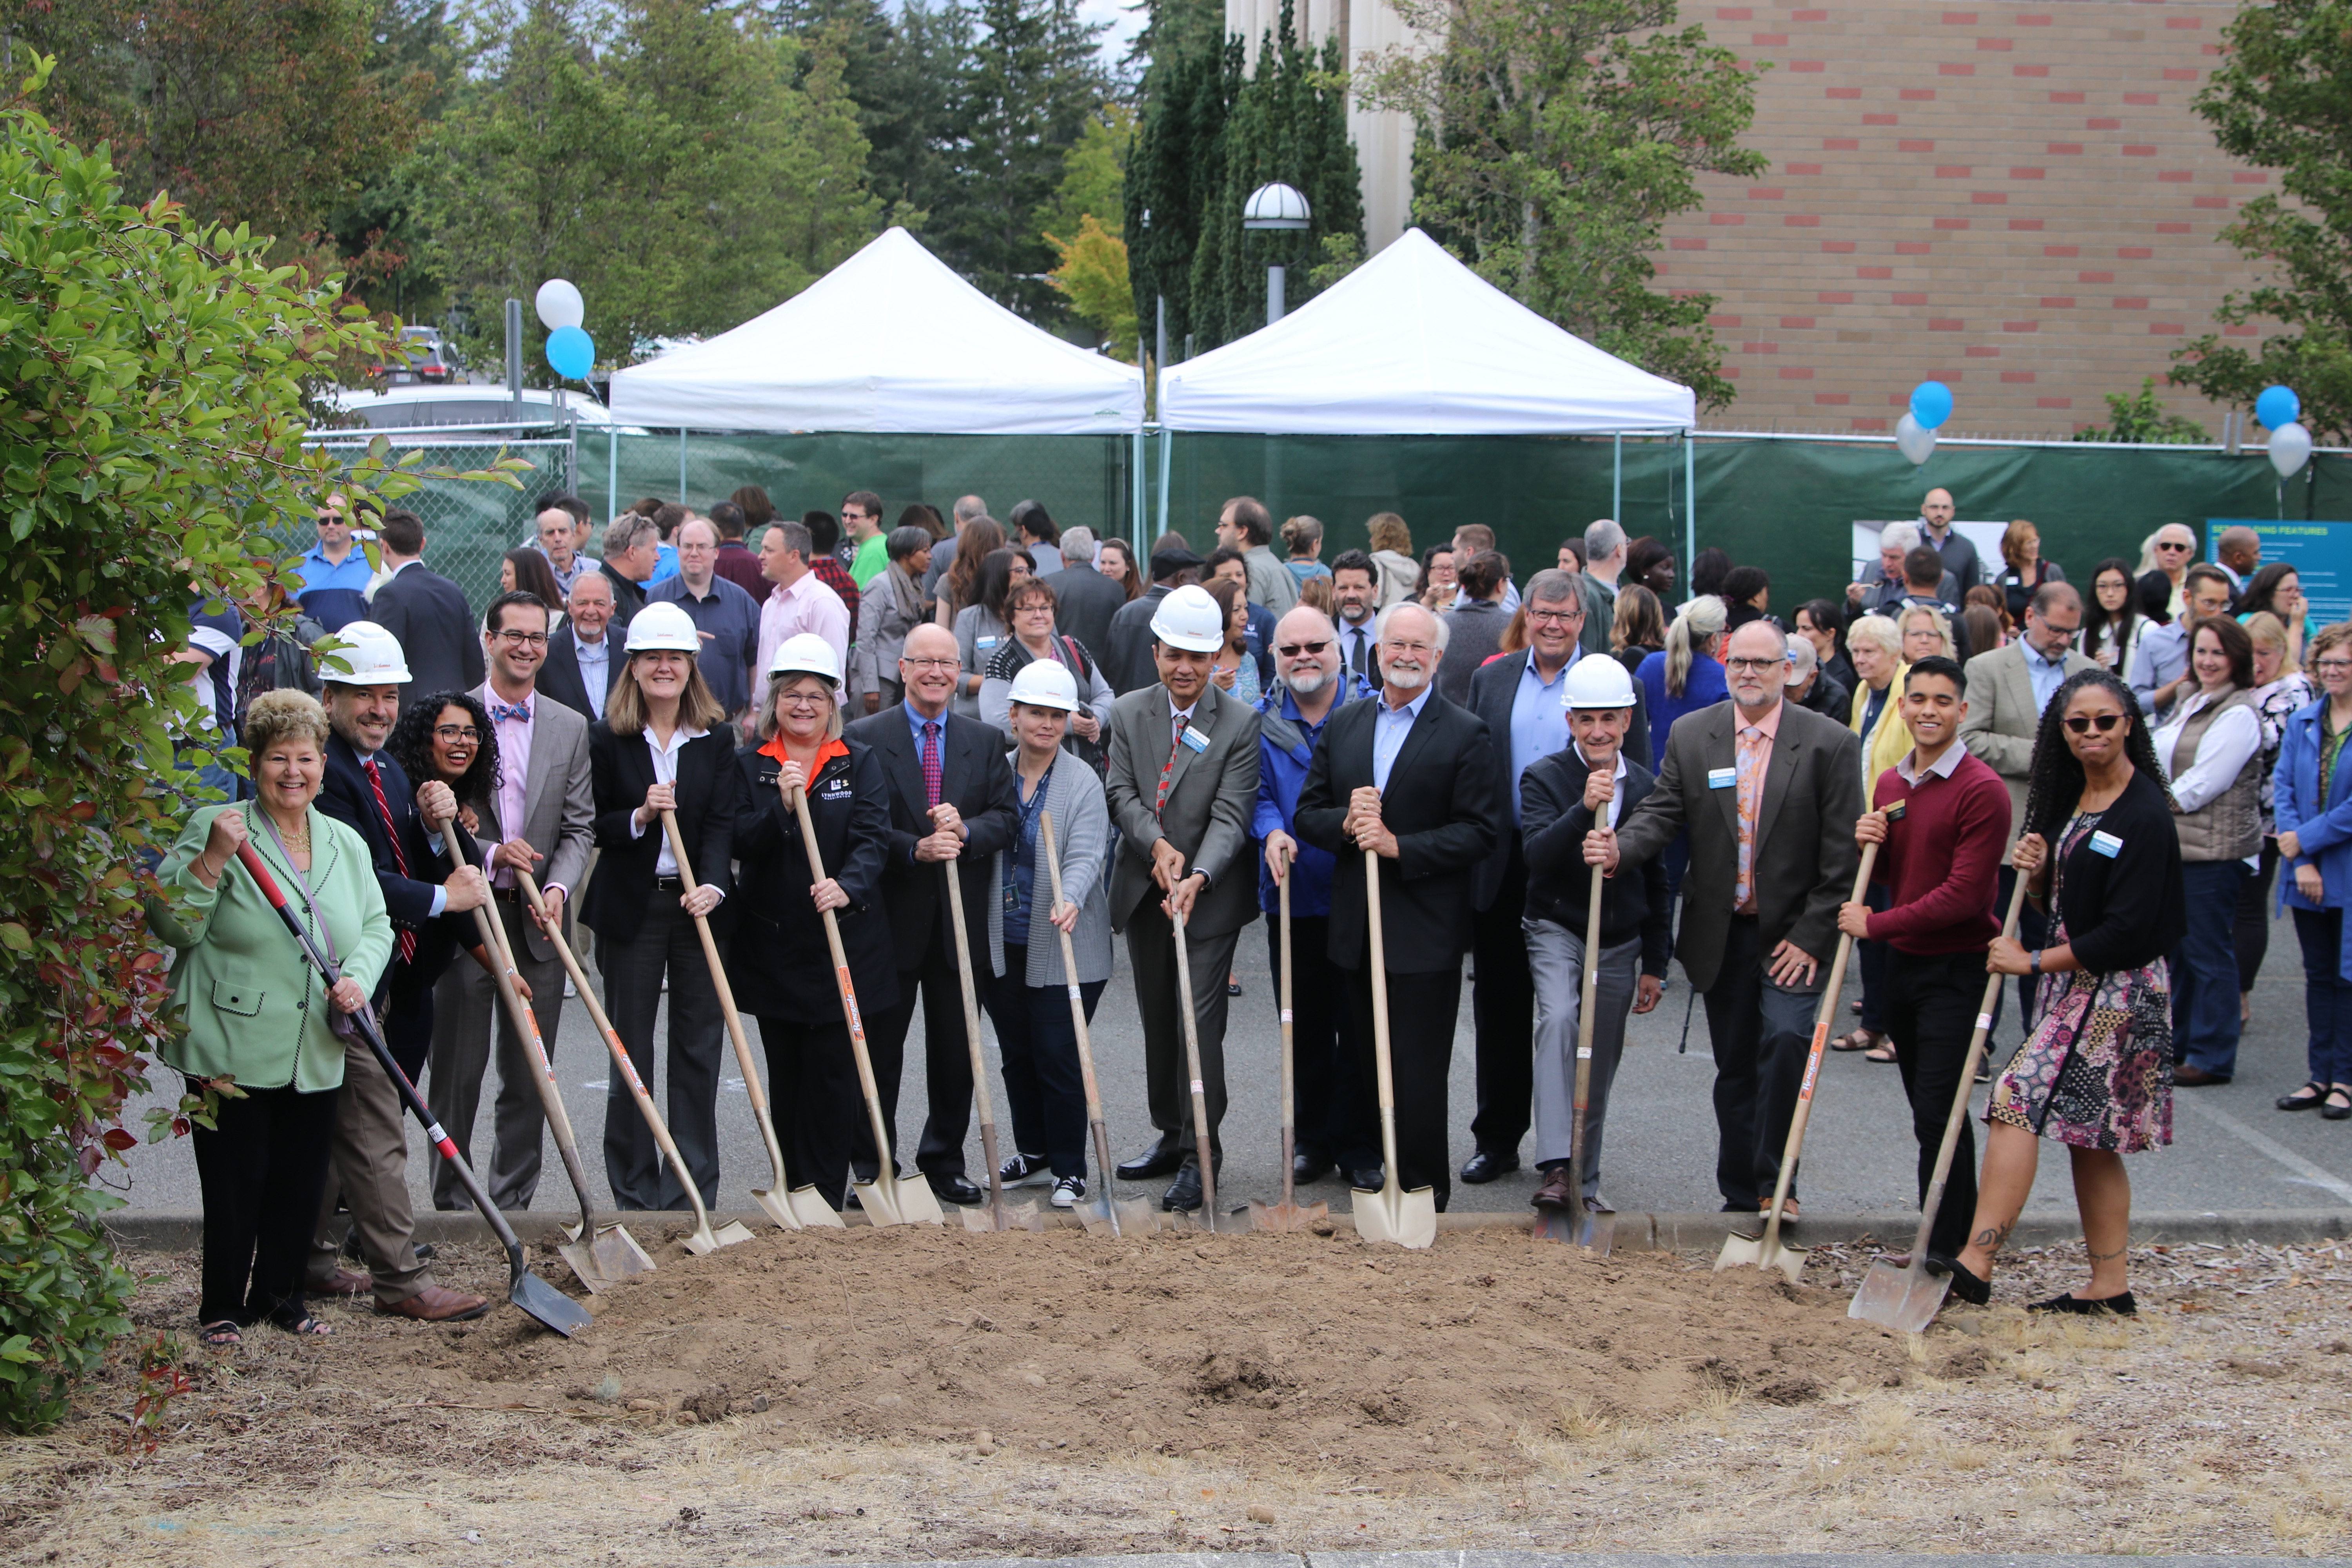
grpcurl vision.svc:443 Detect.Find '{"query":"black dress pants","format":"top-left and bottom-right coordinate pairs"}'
top-left (858, 922), bottom-right (976, 1180)
top-left (756, 1016), bottom-right (860, 1209)
top-left (1698, 914), bottom-right (1820, 1209)
top-left (1126, 897), bottom-right (1246, 1171)
top-left (1340, 950), bottom-right (1464, 1212)
top-left (985, 947), bottom-right (1107, 1180)
top-left (1265, 910), bottom-right (1367, 1167)
top-left (1882, 945), bottom-right (1984, 1258)
top-left (599, 900), bottom-right (725, 1210)
top-left (190, 1080), bottom-right (341, 1327)
top-left (1467, 839), bottom-right (1535, 1158)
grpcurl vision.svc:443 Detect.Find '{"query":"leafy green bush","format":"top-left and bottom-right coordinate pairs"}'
top-left (0, 61), bottom-right (515, 1432)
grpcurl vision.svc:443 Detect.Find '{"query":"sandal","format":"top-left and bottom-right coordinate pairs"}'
top-left (198, 1320), bottom-right (242, 1347)
top-left (272, 1314), bottom-right (334, 1338)
top-left (2279, 1081), bottom-right (2330, 1112)
top-left (1864, 1038), bottom-right (1899, 1064)
top-left (1829, 1028), bottom-right (1877, 1053)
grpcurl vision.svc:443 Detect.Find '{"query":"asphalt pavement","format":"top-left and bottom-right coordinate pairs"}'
top-left (111, 895), bottom-right (2352, 1223)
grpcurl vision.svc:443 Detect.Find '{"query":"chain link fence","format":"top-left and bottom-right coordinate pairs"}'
top-left (296, 436), bottom-right (578, 614)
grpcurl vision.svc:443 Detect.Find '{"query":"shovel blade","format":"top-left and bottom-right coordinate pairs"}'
top-left (961, 1199), bottom-right (1046, 1233)
top-left (1074, 1196), bottom-right (1119, 1236)
top-left (853, 1172), bottom-right (946, 1229)
top-left (1351, 1183), bottom-right (1437, 1250)
top-left (558, 1223), bottom-right (657, 1292)
top-left (754, 1183), bottom-right (847, 1231)
top-left (1114, 1196), bottom-right (1158, 1236)
top-left (1245, 1199), bottom-right (1330, 1233)
top-left (510, 1265), bottom-right (593, 1338)
top-left (1715, 1224), bottom-right (1808, 1282)
top-left (1532, 1206), bottom-right (1615, 1254)
top-left (680, 1218), bottom-right (758, 1256)
top-left (1849, 1260), bottom-right (1953, 1332)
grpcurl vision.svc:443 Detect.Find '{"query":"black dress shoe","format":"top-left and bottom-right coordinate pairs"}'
top-left (1347, 1167), bottom-right (1385, 1190)
top-left (1162, 1167), bottom-right (1204, 1212)
top-left (1117, 1144), bottom-right (1183, 1181)
top-left (1292, 1151), bottom-right (1333, 1184)
top-left (2029, 1289), bottom-right (2136, 1316)
top-left (927, 1172), bottom-right (983, 1206)
top-left (1460, 1149), bottom-right (1519, 1184)
top-left (1930, 1254), bottom-right (1992, 1305)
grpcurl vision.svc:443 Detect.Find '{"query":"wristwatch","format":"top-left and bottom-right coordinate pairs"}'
top-left (2029, 950), bottom-right (2043, 976)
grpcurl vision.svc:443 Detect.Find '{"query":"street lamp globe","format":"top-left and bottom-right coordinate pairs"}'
top-left (1242, 182), bottom-right (1312, 231)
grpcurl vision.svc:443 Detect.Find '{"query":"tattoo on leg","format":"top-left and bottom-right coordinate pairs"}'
top-left (1971, 1221), bottom-right (2012, 1252)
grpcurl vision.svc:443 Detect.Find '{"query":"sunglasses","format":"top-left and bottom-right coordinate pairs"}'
top-left (2063, 712), bottom-right (2126, 734)
top-left (2156, 542), bottom-right (2192, 552)
top-left (1276, 640), bottom-right (1331, 657)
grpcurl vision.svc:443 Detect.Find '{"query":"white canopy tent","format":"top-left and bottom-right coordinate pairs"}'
top-left (1153, 227), bottom-right (1698, 550)
top-left (608, 226), bottom-right (1144, 435)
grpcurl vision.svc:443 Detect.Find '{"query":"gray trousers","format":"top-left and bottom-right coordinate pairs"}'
top-left (598, 899), bottom-right (726, 1209)
top-left (308, 1029), bottom-right (435, 1306)
top-left (1125, 897), bottom-right (1245, 1169)
top-left (1526, 918), bottom-right (1641, 1196)
top-left (428, 900), bottom-right (566, 1211)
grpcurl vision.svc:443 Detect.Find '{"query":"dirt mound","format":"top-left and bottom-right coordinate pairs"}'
top-left (384, 1224), bottom-right (1907, 1481)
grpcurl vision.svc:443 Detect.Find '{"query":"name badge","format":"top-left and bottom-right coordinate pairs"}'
top-left (1708, 766), bottom-right (1737, 790)
top-left (1180, 724), bottom-right (1212, 754)
top-left (976, 635), bottom-right (1000, 651)
top-left (2089, 830), bottom-right (2123, 858)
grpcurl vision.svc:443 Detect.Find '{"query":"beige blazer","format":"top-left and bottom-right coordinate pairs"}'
top-left (1956, 643), bottom-right (2096, 840)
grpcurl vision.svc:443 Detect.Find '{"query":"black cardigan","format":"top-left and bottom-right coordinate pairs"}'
top-left (1519, 747), bottom-right (1673, 977)
top-left (726, 741), bottom-right (899, 1020)
top-left (2043, 766), bottom-right (2186, 975)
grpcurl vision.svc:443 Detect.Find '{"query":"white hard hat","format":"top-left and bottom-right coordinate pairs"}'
top-left (318, 620), bottom-right (412, 686)
top-left (625, 601), bottom-right (701, 654)
top-left (1562, 652), bottom-right (1637, 710)
top-left (768, 632), bottom-right (841, 687)
top-left (1007, 658), bottom-right (1080, 713)
top-left (1149, 583), bottom-right (1225, 653)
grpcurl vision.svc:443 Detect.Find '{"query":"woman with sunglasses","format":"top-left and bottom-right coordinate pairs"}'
top-left (2153, 614), bottom-right (2262, 1086)
top-left (1950, 669), bottom-right (2185, 1314)
top-left (2272, 622), bottom-right (2352, 1122)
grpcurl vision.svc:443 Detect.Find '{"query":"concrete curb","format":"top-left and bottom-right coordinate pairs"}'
top-left (772, 1555), bottom-right (2352, 1568)
top-left (99, 1207), bottom-right (2352, 1251)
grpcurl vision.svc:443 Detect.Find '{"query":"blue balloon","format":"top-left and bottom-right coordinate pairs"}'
top-left (1909, 380), bottom-right (1955, 431)
top-left (2256, 384), bottom-right (2301, 431)
top-left (545, 325), bottom-right (595, 381)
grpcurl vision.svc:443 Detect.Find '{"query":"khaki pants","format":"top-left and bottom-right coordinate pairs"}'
top-left (309, 1026), bottom-right (435, 1307)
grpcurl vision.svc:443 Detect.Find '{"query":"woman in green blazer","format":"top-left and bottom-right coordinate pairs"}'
top-left (149, 690), bottom-right (392, 1344)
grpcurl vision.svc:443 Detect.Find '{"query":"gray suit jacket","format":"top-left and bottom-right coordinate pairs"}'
top-left (1103, 679), bottom-right (1263, 938)
top-left (1042, 564), bottom-right (1127, 666)
top-left (1613, 698), bottom-right (1863, 994)
top-left (1958, 642), bottom-right (2094, 839)
top-left (467, 685), bottom-right (595, 962)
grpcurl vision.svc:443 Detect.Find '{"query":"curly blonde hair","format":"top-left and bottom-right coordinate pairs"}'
top-left (242, 688), bottom-right (331, 756)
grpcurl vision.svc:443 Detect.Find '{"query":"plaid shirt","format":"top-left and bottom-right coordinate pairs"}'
top-left (811, 553), bottom-right (860, 638)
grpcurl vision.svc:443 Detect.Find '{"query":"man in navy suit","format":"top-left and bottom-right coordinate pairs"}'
top-left (365, 508), bottom-right (483, 712)
top-left (842, 622), bottom-right (1018, 1206)
top-left (308, 621), bottom-right (491, 1323)
top-left (538, 568), bottom-right (623, 722)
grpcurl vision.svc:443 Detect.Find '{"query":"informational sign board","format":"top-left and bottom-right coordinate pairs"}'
top-left (1849, 521), bottom-right (2012, 585)
top-left (2207, 519), bottom-right (2352, 627)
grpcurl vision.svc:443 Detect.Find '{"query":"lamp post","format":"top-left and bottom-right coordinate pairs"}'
top-left (1242, 182), bottom-right (1312, 326)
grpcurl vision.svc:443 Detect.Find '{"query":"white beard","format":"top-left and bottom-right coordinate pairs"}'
top-left (1286, 666), bottom-right (1333, 696)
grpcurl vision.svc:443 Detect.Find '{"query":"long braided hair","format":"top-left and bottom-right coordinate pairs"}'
top-left (2020, 666), bottom-right (2173, 842)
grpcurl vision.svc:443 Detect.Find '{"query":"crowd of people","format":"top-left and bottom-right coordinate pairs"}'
top-left (151, 478), bottom-right (2340, 1343)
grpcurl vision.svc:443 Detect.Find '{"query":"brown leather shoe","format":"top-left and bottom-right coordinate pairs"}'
top-left (307, 1268), bottom-right (372, 1296)
top-left (2174, 1064), bottom-right (2231, 1087)
top-left (1530, 1165), bottom-right (1576, 1211)
top-left (377, 1284), bottom-right (492, 1322)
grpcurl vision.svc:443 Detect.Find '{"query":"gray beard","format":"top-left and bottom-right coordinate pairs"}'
top-left (1285, 666), bottom-right (1332, 697)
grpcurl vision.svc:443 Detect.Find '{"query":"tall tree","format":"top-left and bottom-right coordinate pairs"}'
top-left (1359, 0), bottom-right (1764, 407)
top-left (2174, 0), bottom-right (2352, 442)
top-left (1125, 29), bottom-right (1233, 351)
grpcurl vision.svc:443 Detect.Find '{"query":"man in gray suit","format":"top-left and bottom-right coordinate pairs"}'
top-left (1104, 583), bottom-right (1263, 1212)
top-left (1590, 619), bottom-right (1863, 1214)
top-left (425, 590), bottom-right (597, 1211)
top-left (1959, 581), bottom-right (2091, 1031)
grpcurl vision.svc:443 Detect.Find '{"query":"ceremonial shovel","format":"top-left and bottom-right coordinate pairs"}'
top-left (1040, 812), bottom-right (1152, 1237)
top-left (1169, 904), bottom-right (1221, 1231)
top-left (447, 832), bottom-right (652, 1290)
top-left (235, 844), bottom-right (591, 1337)
top-left (777, 793), bottom-right (943, 1229)
top-left (1353, 849), bottom-right (1437, 1250)
top-left (1850, 864), bottom-right (2031, 1332)
top-left (1717, 802), bottom-right (1901, 1282)
top-left (942, 854), bottom-right (1041, 1232)
top-left (1247, 864), bottom-right (1327, 1233)
top-left (1534, 862), bottom-right (1613, 1253)
top-left (514, 871), bottom-right (752, 1257)
top-left (659, 809), bottom-right (843, 1231)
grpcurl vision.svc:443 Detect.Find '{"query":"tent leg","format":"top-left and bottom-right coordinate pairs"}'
top-left (677, 428), bottom-right (687, 503)
top-left (1156, 426), bottom-right (1171, 550)
top-left (1683, 429), bottom-right (1697, 584)
top-left (607, 427), bottom-right (619, 525)
top-left (1132, 427), bottom-right (1146, 548)
top-left (1612, 433), bottom-right (1622, 525)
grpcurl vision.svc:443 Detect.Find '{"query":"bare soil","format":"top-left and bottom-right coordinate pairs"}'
top-left (7, 1226), bottom-right (2352, 1565)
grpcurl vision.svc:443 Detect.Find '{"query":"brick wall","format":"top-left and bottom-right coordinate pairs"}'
top-left (1658, 0), bottom-right (2266, 436)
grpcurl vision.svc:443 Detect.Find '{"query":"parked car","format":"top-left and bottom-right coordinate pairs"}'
top-left (318, 383), bottom-right (618, 431)
top-left (371, 325), bottom-right (459, 385)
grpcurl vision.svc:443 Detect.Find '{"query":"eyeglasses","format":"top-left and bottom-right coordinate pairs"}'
top-left (2156, 541), bottom-right (2192, 553)
top-left (2318, 659), bottom-right (2352, 673)
top-left (902, 656), bottom-right (958, 671)
top-left (2063, 712), bottom-right (2126, 734)
top-left (1276, 640), bottom-right (1331, 657)
top-left (1383, 641), bottom-right (1438, 657)
top-left (1724, 656), bottom-right (1787, 673)
top-left (1526, 609), bottom-right (1583, 626)
top-left (316, 515), bottom-right (345, 527)
top-left (775, 693), bottom-right (831, 710)
top-left (433, 725), bottom-right (481, 742)
top-left (494, 630), bottom-right (549, 648)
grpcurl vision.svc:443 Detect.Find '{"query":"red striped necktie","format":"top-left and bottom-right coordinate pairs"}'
top-left (363, 758), bottom-right (418, 964)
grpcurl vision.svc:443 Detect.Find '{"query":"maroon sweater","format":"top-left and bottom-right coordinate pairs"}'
top-left (1866, 746), bottom-right (2010, 955)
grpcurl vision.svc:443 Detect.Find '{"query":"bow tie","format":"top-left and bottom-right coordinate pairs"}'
top-left (490, 701), bottom-right (530, 724)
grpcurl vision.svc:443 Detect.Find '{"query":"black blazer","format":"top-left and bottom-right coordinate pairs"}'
top-left (1294, 691), bottom-right (1501, 973)
top-left (1466, 648), bottom-right (1653, 913)
top-left (1520, 746), bottom-right (1671, 976)
top-left (2041, 766), bottom-right (2186, 975)
top-left (316, 734), bottom-right (462, 999)
top-left (580, 722), bottom-right (738, 947)
top-left (726, 741), bottom-right (899, 1019)
top-left (1042, 564), bottom-right (1128, 669)
top-left (367, 562), bottom-right (484, 712)
top-left (539, 625), bottom-right (622, 720)
top-left (842, 705), bottom-right (1017, 965)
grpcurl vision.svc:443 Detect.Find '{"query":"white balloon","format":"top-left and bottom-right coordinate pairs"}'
top-left (1895, 411), bottom-right (1937, 466)
top-left (2269, 420), bottom-right (2313, 479)
top-left (534, 278), bottom-right (585, 331)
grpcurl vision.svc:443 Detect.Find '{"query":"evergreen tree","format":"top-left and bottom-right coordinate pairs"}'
top-left (1125, 30), bottom-right (1235, 351)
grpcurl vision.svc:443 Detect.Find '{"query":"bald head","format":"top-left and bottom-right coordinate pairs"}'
top-left (900, 622), bottom-right (960, 718)
top-left (1725, 619), bottom-right (1791, 716)
top-left (1273, 604), bottom-right (1340, 697)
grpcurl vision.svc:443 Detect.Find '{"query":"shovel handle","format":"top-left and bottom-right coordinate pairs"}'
top-left (1566, 844), bottom-right (1608, 1223)
top-left (1042, 811), bottom-right (1118, 1236)
top-left (1278, 870), bottom-right (1297, 1212)
top-left (939, 849), bottom-right (1007, 1225)
top-left (1169, 905), bottom-right (1217, 1229)
top-left (782, 787), bottom-right (901, 1185)
top-left (1363, 849), bottom-right (1402, 1191)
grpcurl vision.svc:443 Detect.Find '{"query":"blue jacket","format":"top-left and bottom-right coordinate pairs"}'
top-left (1252, 671), bottom-right (1372, 916)
top-left (2275, 698), bottom-right (2352, 935)
top-left (1636, 648), bottom-right (1730, 746)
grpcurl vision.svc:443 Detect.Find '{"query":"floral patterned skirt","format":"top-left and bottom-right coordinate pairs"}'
top-left (1987, 954), bottom-right (2173, 1154)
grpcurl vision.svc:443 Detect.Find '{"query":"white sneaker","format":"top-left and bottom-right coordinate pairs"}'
top-left (1051, 1176), bottom-right (1086, 1209)
top-left (998, 1152), bottom-right (1052, 1188)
